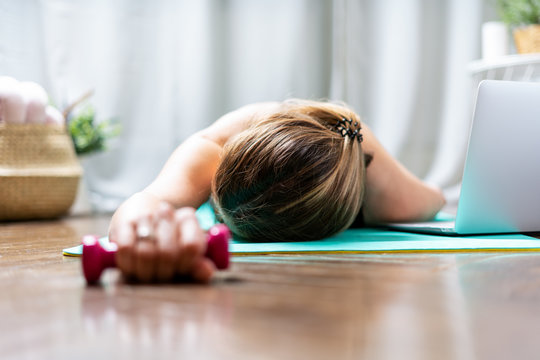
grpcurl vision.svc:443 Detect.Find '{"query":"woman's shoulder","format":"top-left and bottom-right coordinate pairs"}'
top-left (199, 102), bottom-right (283, 147)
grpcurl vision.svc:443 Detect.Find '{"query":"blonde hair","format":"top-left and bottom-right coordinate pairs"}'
top-left (211, 100), bottom-right (366, 242)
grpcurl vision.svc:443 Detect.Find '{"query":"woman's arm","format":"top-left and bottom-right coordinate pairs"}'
top-left (108, 102), bottom-right (281, 282)
top-left (360, 125), bottom-right (446, 224)
top-left (143, 102), bottom-right (282, 207)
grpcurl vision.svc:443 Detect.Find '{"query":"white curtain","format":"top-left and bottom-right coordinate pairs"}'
top-left (0, 0), bottom-right (497, 212)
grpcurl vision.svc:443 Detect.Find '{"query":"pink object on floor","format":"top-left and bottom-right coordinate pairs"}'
top-left (82, 224), bottom-right (231, 284)
top-left (0, 76), bottom-right (25, 124)
top-left (45, 105), bottom-right (65, 126)
top-left (20, 81), bottom-right (48, 124)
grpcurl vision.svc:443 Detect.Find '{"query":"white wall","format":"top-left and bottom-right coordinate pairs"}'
top-left (0, 0), bottom-right (499, 212)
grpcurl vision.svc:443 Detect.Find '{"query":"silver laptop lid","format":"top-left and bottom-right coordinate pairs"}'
top-left (455, 80), bottom-right (540, 234)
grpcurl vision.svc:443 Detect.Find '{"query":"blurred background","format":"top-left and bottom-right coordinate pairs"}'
top-left (0, 0), bottom-right (503, 213)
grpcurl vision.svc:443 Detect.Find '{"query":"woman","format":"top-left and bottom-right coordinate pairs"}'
top-left (109, 100), bottom-right (445, 282)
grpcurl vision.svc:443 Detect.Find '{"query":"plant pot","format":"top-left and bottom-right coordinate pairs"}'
top-left (513, 24), bottom-right (540, 53)
top-left (0, 123), bottom-right (83, 220)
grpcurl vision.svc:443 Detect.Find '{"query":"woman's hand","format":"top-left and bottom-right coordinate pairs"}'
top-left (109, 202), bottom-right (215, 283)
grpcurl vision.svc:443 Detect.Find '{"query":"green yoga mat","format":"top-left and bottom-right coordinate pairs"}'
top-left (63, 203), bottom-right (540, 256)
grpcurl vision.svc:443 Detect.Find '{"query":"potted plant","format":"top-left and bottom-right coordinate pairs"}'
top-left (497, 0), bottom-right (540, 53)
top-left (62, 90), bottom-right (120, 214)
top-left (63, 90), bottom-right (120, 156)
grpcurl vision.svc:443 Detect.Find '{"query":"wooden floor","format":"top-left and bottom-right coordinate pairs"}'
top-left (2, 215), bottom-right (540, 360)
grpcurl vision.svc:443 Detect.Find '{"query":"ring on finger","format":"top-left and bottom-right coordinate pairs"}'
top-left (137, 223), bottom-right (156, 243)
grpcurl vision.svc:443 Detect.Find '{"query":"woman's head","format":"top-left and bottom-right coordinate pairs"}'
top-left (211, 100), bottom-right (366, 242)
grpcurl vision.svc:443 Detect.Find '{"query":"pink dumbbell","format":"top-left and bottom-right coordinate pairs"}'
top-left (82, 224), bottom-right (231, 284)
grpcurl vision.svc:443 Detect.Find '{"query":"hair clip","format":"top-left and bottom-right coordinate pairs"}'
top-left (333, 117), bottom-right (363, 143)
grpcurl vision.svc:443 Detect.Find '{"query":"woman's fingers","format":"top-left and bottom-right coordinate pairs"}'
top-left (134, 215), bottom-right (157, 282)
top-left (175, 208), bottom-right (206, 275)
top-left (112, 221), bottom-right (137, 278)
top-left (191, 257), bottom-right (216, 283)
top-left (110, 204), bottom-right (215, 283)
top-left (135, 240), bottom-right (157, 283)
top-left (155, 203), bottom-right (178, 282)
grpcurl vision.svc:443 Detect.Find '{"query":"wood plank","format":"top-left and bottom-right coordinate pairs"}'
top-left (1, 215), bottom-right (540, 359)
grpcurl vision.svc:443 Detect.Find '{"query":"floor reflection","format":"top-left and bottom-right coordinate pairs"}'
top-left (80, 281), bottom-right (234, 355)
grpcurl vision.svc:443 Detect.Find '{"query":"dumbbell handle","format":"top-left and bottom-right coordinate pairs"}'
top-left (82, 224), bottom-right (231, 284)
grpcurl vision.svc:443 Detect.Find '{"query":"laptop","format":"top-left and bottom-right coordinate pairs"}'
top-left (388, 80), bottom-right (540, 235)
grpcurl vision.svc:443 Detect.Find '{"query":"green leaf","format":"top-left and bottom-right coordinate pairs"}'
top-left (68, 104), bottom-right (121, 155)
top-left (497, 0), bottom-right (540, 25)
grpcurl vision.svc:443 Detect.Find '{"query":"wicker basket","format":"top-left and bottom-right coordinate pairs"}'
top-left (514, 25), bottom-right (540, 54)
top-left (0, 123), bottom-right (83, 221)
